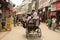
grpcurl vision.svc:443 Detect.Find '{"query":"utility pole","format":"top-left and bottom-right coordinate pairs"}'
top-left (28, 0), bottom-right (34, 12)
top-left (35, 0), bottom-right (39, 11)
top-left (28, 0), bottom-right (39, 12)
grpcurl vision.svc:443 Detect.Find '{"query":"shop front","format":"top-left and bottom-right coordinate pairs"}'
top-left (51, 0), bottom-right (60, 17)
top-left (56, 1), bottom-right (60, 25)
top-left (51, 0), bottom-right (60, 26)
top-left (56, 1), bottom-right (60, 11)
top-left (42, 2), bottom-right (51, 22)
top-left (42, 6), bottom-right (51, 22)
top-left (0, 0), bottom-right (13, 31)
top-left (47, 7), bottom-right (51, 19)
top-left (0, 0), bottom-right (4, 31)
top-left (51, 2), bottom-right (57, 18)
top-left (0, 9), bottom-right (2, 31)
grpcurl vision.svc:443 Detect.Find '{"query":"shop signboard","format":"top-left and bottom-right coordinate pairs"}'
top-left (56, 0), bottom-right (60, 1)
top-left (43, 8), bottom-right (45, 12)
top-left (51, 12), bottom-right (56, 16)
top-left (51, 3), bottom-right (56, 11)
top-left (56, 1), bottom-right (60, 10)
top-left (48, 6), bottom-right (51, 10)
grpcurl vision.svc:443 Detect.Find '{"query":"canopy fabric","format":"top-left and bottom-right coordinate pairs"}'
top-left (16, 11), bottom-right (26, 15)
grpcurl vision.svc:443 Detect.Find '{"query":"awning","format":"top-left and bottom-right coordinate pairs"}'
top-left (51, 3), bottom-right (56, 11)
top-left (56, 1), bottom-right (60, 11)
top-left (16, 11), bottom-right (26, 15)
top-left (39, 2), bottom-right (50, 9)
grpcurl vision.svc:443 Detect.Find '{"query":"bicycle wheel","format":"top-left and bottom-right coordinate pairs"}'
top-left (26, 27), bottom-right (29, 38)
top-left (37, 28), bottom-right (42, 37)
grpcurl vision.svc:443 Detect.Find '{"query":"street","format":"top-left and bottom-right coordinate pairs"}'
top-left (0, 0), bottom-right (60, 40)
top-left (0, 23), bottom-right (60, 40)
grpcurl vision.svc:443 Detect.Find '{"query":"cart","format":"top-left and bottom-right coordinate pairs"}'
top-left (26, 20), bottom-right (42, 38)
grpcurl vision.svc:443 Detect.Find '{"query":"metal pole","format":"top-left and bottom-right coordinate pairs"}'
top-left (35, 0), bottom-right (39, 11)
top-left (28, 0), bottom-right (34, 12)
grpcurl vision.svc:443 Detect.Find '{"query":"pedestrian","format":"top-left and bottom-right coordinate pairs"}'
top-left (5, 15), bottom-right (12, 31)
top-left (22, 15), bottom-right (27, 28)
top-left (51, 17), bottom-right (57, 31)
top-left (2, 17), bottom-right (6, 29)
top-left (47, 18), bottom-right (52, 29)
top-left (13, 16), bottom-right (16, 27)
top-left (16, 16), bottom-right (19, 26)
top-left (13, 9), bottom-right (16, 27)
top-left (55, 18), bottom-right (60, 30)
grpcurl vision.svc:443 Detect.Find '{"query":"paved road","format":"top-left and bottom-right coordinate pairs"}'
top-left (40, 23), bottom-right (60, 40)
top-left (0, 23), bottom-right (60, 40)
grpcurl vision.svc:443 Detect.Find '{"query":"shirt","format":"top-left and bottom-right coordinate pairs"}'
top-left (47, 19), bottom-right (52, 25)
top-left (52, 18), bottom-right (57, 23)
top-left (23, 17), bottom-right (26, 22)
top-left (32, 12), bottom-right (39, 19)
top-left (26, 16), bottom-right (31, 22)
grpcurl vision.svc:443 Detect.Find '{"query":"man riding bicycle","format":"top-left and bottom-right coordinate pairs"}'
top-left (26, 10), bottom-right (39, 32)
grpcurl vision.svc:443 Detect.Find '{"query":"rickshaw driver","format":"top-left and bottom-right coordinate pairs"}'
top-left (31, 10), bottom-right (39, 31)
top-left (26, 10), bottom-right (39, 32)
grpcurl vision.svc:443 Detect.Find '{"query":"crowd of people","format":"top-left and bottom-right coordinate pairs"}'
top-left (21, 10), bottom-right (60, 31)
top-left (47, 16), bottom-right (60, 31)
top-left (15, 9), bottom-right (60, 32)
top-left (21, 10), bottom-right (40, 28)
top-left (15, 10), bottom-right (41, 32)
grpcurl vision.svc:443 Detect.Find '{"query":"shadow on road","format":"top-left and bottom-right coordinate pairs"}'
top-left (22, 34), bottom-right (42, 40)
top-left (0, 31), bottom-right (10, 40)
top-left (26, 34), bottom-right (42, 40)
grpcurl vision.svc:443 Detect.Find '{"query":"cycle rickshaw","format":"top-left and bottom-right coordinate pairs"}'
top-left (26, 18), bottom-right (42, 38)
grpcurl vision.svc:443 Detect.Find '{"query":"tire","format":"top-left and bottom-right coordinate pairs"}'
top-left (26, 28), bottom-right (29, 38)
top-left (37, 28), bottom-right (42, 37)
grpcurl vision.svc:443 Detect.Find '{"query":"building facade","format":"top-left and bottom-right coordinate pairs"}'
top-left (21, 0), bottom-right (39, 13)
top-left (50, 0), bottom-right (60, 23)
top-left (38, 0), bottom-right (60, 22)
top-left (39, 0), bottom-right (51, 21)
top-left (19, 0), bottom-right (32, 13)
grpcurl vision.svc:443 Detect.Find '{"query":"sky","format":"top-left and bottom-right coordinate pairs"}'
top-left (11, 0), bottom-right (23, 6)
